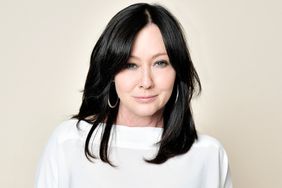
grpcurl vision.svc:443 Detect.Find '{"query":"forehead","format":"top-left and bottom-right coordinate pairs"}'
top-left (130, 23), bottom-right (168, 59)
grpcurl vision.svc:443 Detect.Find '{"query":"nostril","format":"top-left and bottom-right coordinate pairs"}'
top-left (139, 68), bottom-right (154, 89)
top-left (140, 77), bottom-right (153, 89)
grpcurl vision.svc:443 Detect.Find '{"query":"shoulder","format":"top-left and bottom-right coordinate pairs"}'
top-left (49, 119), bottom-right (92, 144)
top-left (192, 135), bottom-right (233, 187)
top-left (192, 134), bottom-right (230, 161)
top-left (193, 134), bottom-right (227, 153)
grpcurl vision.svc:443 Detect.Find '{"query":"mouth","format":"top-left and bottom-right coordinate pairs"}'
top-left (133, 95), bottom-right (158, 103)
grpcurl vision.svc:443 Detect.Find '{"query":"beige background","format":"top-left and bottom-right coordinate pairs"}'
top-left (1, 0), bottom-right (281, 187)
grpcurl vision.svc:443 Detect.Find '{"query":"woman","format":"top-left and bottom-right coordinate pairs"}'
top-left (35, 3), bottom-right (232, 188)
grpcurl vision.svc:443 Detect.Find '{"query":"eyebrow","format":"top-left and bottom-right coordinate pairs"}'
top-left (129, 52), bottom-right (168, 60)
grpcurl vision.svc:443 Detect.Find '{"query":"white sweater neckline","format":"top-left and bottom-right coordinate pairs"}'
top-left (80, 121), bottom-right (164, 149)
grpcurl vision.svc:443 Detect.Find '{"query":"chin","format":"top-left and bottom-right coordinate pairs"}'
top-left (132, 106), bottom-right (163, 118)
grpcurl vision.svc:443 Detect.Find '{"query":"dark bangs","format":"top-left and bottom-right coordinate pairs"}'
top-left (96, 5), bottom-right (151, 81)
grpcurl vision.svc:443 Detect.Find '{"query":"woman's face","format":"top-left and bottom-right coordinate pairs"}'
top-left (114, 23), bottom-right (176, 125)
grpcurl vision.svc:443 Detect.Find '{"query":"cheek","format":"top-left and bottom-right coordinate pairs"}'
top-left (155, 69), bottom-right (176, 91)
top-left (114, 73), bottom-right (136, 94)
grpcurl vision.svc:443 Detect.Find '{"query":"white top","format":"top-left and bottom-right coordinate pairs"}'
top-left (35, 119), bottom-right (233, 188)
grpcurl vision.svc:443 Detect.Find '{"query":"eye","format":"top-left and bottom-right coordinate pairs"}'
top-left (124, 63), bottom-right (138, 70)
top-left (154, 60), bottom-right (169, 67)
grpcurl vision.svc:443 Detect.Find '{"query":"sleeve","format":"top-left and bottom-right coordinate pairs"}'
top-left (35, 125), bottom-right (69, 188)
top-left (219, 146), bottom-right (233, 188)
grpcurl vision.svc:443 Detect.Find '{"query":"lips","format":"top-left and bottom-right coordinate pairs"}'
top-left (133, 95), bottom-right (158, 103)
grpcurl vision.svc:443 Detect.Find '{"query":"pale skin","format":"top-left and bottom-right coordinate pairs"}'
top-left (114, 23), bottom-right (176, 128)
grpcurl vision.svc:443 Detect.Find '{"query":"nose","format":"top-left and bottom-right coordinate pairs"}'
top-left (139, 67), bottom-right (154, 89)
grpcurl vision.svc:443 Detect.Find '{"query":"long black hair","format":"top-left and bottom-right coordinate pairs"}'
top-left (72, 3), bottom-right (201, 166)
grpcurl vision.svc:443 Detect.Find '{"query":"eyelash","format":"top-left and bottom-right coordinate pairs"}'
top-left (125, 60), bottom-right (169, 70)
top-left (154, 60), bottom-right (169, 67)
top-left (124, 63), bottom-right (138, 69)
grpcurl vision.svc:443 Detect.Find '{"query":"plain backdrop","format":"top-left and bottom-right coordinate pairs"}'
top-left (1, 0), bottom-right (281, 187)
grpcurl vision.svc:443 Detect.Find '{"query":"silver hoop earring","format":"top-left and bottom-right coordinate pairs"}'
top-left (175, 86), bottom-right (179, 104)
top-left (108, 97), bottom-right (119, 108)
top-left (108, 82), bottom-right (119, 108)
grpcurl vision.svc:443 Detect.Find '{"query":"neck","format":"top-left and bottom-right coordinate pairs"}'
top-left (115, 108), bottom-right (164, 128)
